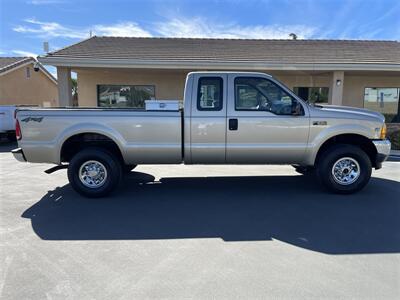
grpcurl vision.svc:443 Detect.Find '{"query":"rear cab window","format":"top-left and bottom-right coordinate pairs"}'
top-left (197, 77), bottom-right (223, 111)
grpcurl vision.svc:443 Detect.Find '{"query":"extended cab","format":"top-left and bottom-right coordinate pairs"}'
top-left (12, 72), bottom-right (391, 197)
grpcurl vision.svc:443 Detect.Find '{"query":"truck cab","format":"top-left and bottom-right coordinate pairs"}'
top-left (184, 72), bottom-right (309, 164)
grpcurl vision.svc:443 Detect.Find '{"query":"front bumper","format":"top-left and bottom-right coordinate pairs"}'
top-left (372, 139), bottom-right (391, 169)
top-left (11, 148), bottom-right (26, 162)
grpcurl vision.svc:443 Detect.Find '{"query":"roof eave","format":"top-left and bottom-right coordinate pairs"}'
top-left (38, 56), bottom-right (400, 72)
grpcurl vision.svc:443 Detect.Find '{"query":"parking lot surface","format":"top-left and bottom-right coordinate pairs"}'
top-left (1, 142), bottom-right (400, 299)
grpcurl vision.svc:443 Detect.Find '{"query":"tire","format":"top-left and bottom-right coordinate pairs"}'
top-left (316, 144), bottom-right (372, 194)
top-left (67, 148), bottom-right (122, 198)
top-left (123, 164), bottom-right (137, 173)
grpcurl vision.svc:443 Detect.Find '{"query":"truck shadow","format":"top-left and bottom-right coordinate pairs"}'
top-left (22, 172), bottom-right (400, 254)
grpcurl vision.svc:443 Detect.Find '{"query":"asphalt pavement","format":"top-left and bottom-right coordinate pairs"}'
top-left (1, 141), bottom-right (399, 299)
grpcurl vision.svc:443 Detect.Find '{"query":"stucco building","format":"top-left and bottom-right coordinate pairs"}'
top-left (0, 57), bottom-right (58, 107)
top-left (39, 37), bottom-right (399, 122)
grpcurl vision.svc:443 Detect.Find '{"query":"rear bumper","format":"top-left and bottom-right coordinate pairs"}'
top-left (372, 139), bottom-right (391, 169)
top-left (12, 148), bottom-right (26, 162)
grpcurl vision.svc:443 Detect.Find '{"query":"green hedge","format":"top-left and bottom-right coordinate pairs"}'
top-left (387, 124), bottom-right (400, 150)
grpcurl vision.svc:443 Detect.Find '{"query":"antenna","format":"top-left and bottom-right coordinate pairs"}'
top-left (43, 41), bottom-right (49, 53)
top-left (90, 30), bottom-right (92, 37)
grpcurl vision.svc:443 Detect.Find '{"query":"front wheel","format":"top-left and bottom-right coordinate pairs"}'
top-left (316, 144), bottom-right (372, 194)
top-left (67, 148), bottom-right (122, 198)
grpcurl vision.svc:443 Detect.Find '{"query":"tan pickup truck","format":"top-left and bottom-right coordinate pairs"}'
top-left (12, 72), bottom-right (391, 197)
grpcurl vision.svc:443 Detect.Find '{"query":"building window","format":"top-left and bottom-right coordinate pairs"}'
top-left (293, 87), bottom-right (329, 103)
top-left (26, 67), bottom-right (30, 78)
top-left (197, 77), bottom-right (223, 111)
top-left (97, 85), bottom-right (155, 108)
top-left (364, 87), bottom-right (400, 123)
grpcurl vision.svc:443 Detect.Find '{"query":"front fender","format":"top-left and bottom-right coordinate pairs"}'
top-left (305, 123), bottom-right (375, 166)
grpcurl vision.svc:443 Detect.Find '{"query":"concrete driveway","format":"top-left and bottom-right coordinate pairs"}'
top-left (1, 141), bottom-right (399, 299)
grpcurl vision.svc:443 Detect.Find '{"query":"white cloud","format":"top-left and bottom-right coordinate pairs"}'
top-left (154, 17), bottom-right (316, 39)
top-left (12, 50), bottom-right (38, 58)
top-left (13, 19), bottom-right (151, 39)
top-left (93, 22), bottom-right (151, 37)
top-left (14, 18), bottom-right (87, 39)
top-left (27, 0), bottom-right (66, 5)
top-left (13, 16), bottom-right (316, 40)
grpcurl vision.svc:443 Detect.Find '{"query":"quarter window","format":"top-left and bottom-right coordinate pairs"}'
top-left (197, 77), bottom-right (223, 111)
top-left (235, 77), bottom-right (303, 115)
top-left (97, 85), bottom-right (155, 108)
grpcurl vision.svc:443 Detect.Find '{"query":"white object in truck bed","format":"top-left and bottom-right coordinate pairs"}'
top-left (145, 100), bottom-right (180, 111)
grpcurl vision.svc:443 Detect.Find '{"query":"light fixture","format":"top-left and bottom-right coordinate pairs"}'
top-left (336, 79), bottom-right (342, 86)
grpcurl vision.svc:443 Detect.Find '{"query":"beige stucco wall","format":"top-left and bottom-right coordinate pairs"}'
top-left (342, 74), bottom-right (400, 107)
top-left (75, 68), bottom-right (399, 108)
top-left (0, 63), bottom-right (58, 106)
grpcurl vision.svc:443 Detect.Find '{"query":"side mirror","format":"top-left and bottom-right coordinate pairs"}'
top-left (292, 101), bottom-right (303, 116)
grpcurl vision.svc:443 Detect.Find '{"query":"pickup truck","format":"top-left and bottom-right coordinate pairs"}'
top-left (0, 105), bottom-right (17, 140)
top-left (12, 72), bottom-right (391, 197)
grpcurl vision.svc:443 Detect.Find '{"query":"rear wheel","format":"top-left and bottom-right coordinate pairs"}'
top-left (67, 148), bottom-right (122, 198)
top-left (316, 144), bottom-right (372, 194)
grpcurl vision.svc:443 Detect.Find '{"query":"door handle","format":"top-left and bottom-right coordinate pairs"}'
top-left (229, 118), bottom-right (238, 130)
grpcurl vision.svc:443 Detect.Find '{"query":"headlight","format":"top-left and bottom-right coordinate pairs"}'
top-left (380, 124), bottom-right (387, 139)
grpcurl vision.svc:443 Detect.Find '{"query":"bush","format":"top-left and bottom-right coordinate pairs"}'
top-left (387, 123), bottom-right (400, 150)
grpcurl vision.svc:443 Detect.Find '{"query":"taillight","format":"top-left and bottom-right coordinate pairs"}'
top-left (15, 119), bottom-right (22, 140)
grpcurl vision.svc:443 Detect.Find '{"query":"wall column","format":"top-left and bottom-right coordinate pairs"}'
top-left (57, 67), bottom-right (72, 106)
top-left (331, 71), bottom-right (344, 106)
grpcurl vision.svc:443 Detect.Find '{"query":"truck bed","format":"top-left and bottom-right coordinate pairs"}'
top-left (16, 108), bottom-right (183, 164)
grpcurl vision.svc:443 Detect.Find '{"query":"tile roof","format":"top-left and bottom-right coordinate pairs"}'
top-left (0, 57), bottom-right (34, 74)
top-left (45, 37), bottom-right (400, 65)
top-left (0, 56), bottom-right (57, 83)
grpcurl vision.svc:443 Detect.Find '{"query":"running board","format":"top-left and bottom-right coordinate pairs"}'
top-left (45, 164), bottom-right (68, 174)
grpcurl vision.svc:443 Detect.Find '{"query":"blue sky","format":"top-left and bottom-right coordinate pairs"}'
top-left (1, 0), bottom-right (399, 61)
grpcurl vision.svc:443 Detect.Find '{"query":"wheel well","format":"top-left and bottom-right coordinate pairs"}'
top-left (60, 133), bottom-right (124, 163)
top-left (315, 134), bottom-right (377, 167)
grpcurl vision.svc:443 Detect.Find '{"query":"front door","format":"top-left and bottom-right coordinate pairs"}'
top-left (226, 75), bottom-right (310, 164)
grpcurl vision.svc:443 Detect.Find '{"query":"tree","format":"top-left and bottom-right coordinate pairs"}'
top-left (71, 78), bottom-right (78, 106)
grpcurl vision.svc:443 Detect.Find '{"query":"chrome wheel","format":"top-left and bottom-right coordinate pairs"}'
top-left (79, 160), bottom-right (107, 188)
top-left (331, 157), bottom-right (360, 185)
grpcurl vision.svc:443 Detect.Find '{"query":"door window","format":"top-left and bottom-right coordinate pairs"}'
top-left (235, 77), bottom-right (303, 115)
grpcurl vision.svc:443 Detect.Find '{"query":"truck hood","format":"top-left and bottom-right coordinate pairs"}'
top-left (311, 104), bottom-right (385, 122)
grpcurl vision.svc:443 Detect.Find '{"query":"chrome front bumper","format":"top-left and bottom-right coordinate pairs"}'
top-left (372, 139), bottom-right (391, 168)
top-left (373, 139), bottom-right (391, 157)
top-left (11, 148), bottom-right (26, 162)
